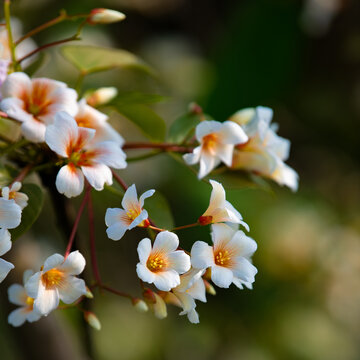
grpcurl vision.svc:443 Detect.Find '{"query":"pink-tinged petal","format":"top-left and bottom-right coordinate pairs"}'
top-left (153, 270), bottom-right (180, 291)
top-left (8, 284), bottom-right (27, 306)
top-left (211, 265), bottom-right (233, 288)
top-left (0, 198), bottom-right (21, 229)
top-left (203, 180), bottom-right (226, 215)
top-left (81, 163), bottom-right (112, 191)
top-left (136, 263), bottom-right (156, 284)
top-left (183, 146), bottom-right (201, 165)
top-left (56, 165), bottom-right (84, 198)
top-left (24, 272), bottom-right (41, 299)
top-left (128, 209), bottom-right (148, 230)
top-left (13, 192), bottom-right (29, 210)
top-left (196, 120), bottom-right (222, 141)
top-left (8, 307), bottom-right (28, 327)
top-left (232, 257), bottom-right (257, 283)
top-left (152, 231), bottom-right (179, 254)
top-left (58, 276), bottom-right (86, 304)
top-left (198, 152), bottom-right (219, 179)
top-left (137, 238), bottom-right (152, 264)
top-left (0, 98), bottom-right (33, 122)
top-left (139, 189), bottom-right (155, 208)
top-left (228, 231), bottom-right (257, 258)
top-left (21, 117), bottom-right (47, 143)
top-left (26, 310), bottom-right (42, 323)
top-left (0, 228), bottom-right (12, 256)
top-left (167, 251), bottom-right (191, 274)
top-left (105, 208), bottom-right (125, 227)
top-left (1, 71), bottom-right (31, 98)
top-left (106, 222), bottom-right (128, 241)
top-left (43, 253), bottom-right (64, 272)
top-left (216, 143), bottom-right (235, 167)
top-left (191, 241), bottom-right (214, 269)
top-left (92, 141), bottom-right (127, 169)
top-left (218, 121), bottom-right (248, 145)
top-left (211, 223), bottom-right (236, 249)
top-left (60, 250), bottom-right (85, 275)
top-left (33, 284), bottom-right (59, 316)
top-left (45, 111), bottom-right (80, 157)
top-left (187, 278), bottom-right (207, 303)
top-left (121, 184), bottom-right (139, 211)
top-left (0, 258), bottom-right (14, 283)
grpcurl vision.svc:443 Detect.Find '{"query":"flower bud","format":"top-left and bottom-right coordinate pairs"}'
top-left (204, 280), bottom-right (216, 296)
top-left (84, 311), bottom-right (101, 331)
top-left (132, 298), bottom-right (148, 313)
top-left (85, 87), bottom-right (118, 107)
top-left (153, 293), bottom-right (167, 320)
top-left (88, 9), bottom-right (126, 25)
top-left (188, 102), bottom-right (203, 115)
top-left (143, 288), bottom-right (156, 304)
top-left (84, 286), bottom-right (94, 299)
top-left (228, 108), bottom-right (255, 126)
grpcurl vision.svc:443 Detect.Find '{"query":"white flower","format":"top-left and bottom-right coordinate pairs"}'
top-left (198, 179), bottom-right (249, 231)
top-left (191, 223), bottom-right (257, 288)
top-left (7, 270), bottom-right (42, 327)
top-left (0, 72), bottom-right (78, 143)
top-left (0, 229), bottom-right (14, 283)
top-left (1, 181), bottom-right (28, 209)
top-left (230, 106), bottom-right (299, 191)
top-left (25, 251), bottom-right (87, 316)
top-left (75, 99), bottom-right (124, 145)
top-left (105, 184), bottom-right (154, 240)
top-left (136, 231), bottom-right (191, 291)
top-left (88, 8), bottom-right (126, 24)
top-left (0, 197), bottom-right (22, 229)
top-left (183, 120), bottom-right (248, 179)
top-left (45, 111), bottom-right (127, 198)
top-left (172, 268), bottom-right (207, 324)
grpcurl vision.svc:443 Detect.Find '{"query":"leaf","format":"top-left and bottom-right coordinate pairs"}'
top-left (10, 184), bottom-right (44, 240)
top-left (145, 191), bottom-right (174, 230)
top-left (0, 165), bottom-right (12, 187)
top-left (115, 92), bottom-right (168, 106)
top-left (113, 102), bottom-right (166, 142)
top-left (168, 112), bottom-right (202, 143)
top-left (61, 45), bottom-right (152, 75)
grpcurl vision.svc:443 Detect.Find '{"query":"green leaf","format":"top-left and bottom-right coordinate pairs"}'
top-left (168, 112), bottom-right (202, 143)
top-left (61, 45), bottom-right (152, 75)
top-left (113, 102), bottom-right (166, 142)
top-left (0, 165), bottom-right (12, 187)
top-left (145, 191), bottom-right (174, 230)
top-left (115, 92), bottom-right (168, 105)
top-left (10, 184), bottom-right (44, 240)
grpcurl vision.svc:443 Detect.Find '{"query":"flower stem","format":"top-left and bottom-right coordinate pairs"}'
top-left (123, 142), bottom-right (193, 153)
top-left (87, 188), bottom-right (102, 285)
top-left (10, 164), bottom-right (33, 186)
top-left (148, 225), bottom-right (165, 232)
top-left (111, 170), bottom-right (128, 191)
top-left (64, 186), bottom-right (91, 258)
top-left (171, 222), bottom-right (199, 232)
top-left (98, 284), bottom-right (133, 300)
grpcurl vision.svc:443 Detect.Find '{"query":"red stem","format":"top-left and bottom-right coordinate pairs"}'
top-left (87, 188), bottom-right (102, 285)
top-left (64, 186), bottom-right (91, 258)
top-left (111, 170), bottom-right (128, 191)
top-left (171, 222), bottom-right (199, 232)
top-left (100, 284), bottom-right (133, 300)
top-left (10, 164), bottom-right (33, 186)
top-left (123, 142), bottom-right (192, 153)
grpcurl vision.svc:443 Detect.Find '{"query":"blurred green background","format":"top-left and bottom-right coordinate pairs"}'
top-left (1, 0), bottom-right (360, 359)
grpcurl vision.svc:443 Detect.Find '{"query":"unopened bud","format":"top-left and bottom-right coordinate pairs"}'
top-left (188, 102), bottom-right (203, 115)
top-left (84, 286), bottom-right (94, 299)
top-left (132, 298), bottom-right (148, 313)
top-left (84, 311), bottom-right (101, 331)
top-left (204, 280), bottom-right (216, 296)
top-left (85, 87), bottom-right (118, 107)
top-left (198, 215), bottom-right (212, 226)
top-left (88, 9), bottom-right (126, 25)
top-left (143, 288), bottom-right (156, 304)
top-left (153, 293), bottom-right (167, 320)
top-left (228, 108), bottom-right (255, 126)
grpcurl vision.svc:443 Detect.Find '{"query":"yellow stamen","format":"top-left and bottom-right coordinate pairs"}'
top-left (26, 296), bottom-right (34, 309)
top-left (202, 133), bottom-right (218, 154)
top-left (214, 250), bottom-right (231, 266)
top-left (147, 255), bottom-right (166, 272)
top-left (41, 269), bottom-right (64, 289)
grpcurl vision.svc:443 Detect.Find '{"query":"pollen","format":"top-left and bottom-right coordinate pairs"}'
top-left (41, 269), bottom-right (65, 289)
top-left (214, 250), bottom-right (231, 267)
top-left (202, 133), bottom-right (218, 154)
top-left (26, 296), bottom-right (34, 309)
top-left (147, 256), bottom-right (166, 272)
top-left (126, 208), bottom-right (140, 221)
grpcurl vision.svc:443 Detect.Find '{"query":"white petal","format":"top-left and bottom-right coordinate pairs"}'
top-left (215, 143), bottom-right (235, 167)
top-left (136, 263), bottom-right (155, 284)
top-left (23, 269), bottom-right (34, 284)
top-left (187, 308), bottom-right (200, 324)
top-left (211, 265), bottom-right (234, 288)
top-left (56, 165), bottom-right (84, 198)
top-left (81, 163), bottom-right (112, 191)
top-left (198, 152), bottom-right (219, 179)
top-left (1, 72), bottom-right (31, 98)
top-left (0, 198), bottom-right (22, 229)
top-left (190, 241), bottom-right (214, 269)
top-left (232, 257), bottom-right (257, 283)
top-left (60, 250), bottom-right (85, 275)
top-left (128, 209), bottom-right (148, 230)
top-left (21, 118), bottom-right (46, 143)
top-left (218, 121), bottom-right (248, 145)
top-left (211, 223), bottom-right (236, 249)
top-left (152, 231), bottom-right (179, 254)
top-left (167, 251), bottom-right (191, 274)
top-left (26, 310), bottom-right (42, 323)
top-left (204, 180), bottom-right (226, 215)
top-left (153, 293), bottom-right (167, 319)
top-left (187, 278), bottom-right (207, 303)
top-left (0, 98), bottom-right (33, 122)
top-left (106, 222), bottom-right (128, 241)
top-left (196, 120), bottom-right (222, 141)
top-left (224, 201), bottom-right (247, 228)
top-left (25, 272), bottom-right (41, 299)
top-left (43, 253), bottom-right (64, 272)
top-left (153, 270), bottom-right (180, 291)
top-left (121, 184), bottom-right (139, 211)
top-left (228, 231), bottom-right (257, 258)
top-left (0, 258), bottom-right (14, 283)
top-left (59, 276), bottom-right (86, 304)
top-left (233, 277), bottom-right (253, 290)
top-left (105, 208), bottom-right (124, 226)
top-left (8, 307), bottom-right (28, 327)
top-left (8, 284), bottom-right (27, 306)
top-left (137, 238), bottom-right (152, 264)
top-left (183, 146), bottom-right (201, 165)
top-left (139, 189), bottom-right (155, 208)
top-left (176, 291), bottom-right (196, 313)
top-left (0, 228), bottom-right (12, 256)
top-left (33, 284), bottom-right (59, 316)
top-left (13, 192), bottom-right (29, 209)
top-left (92, 141), bottom-right (127, 169)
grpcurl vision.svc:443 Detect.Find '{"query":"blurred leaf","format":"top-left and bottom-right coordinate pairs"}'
top-left (0, 165), bottom-right (12, 187)
top-left (61, 45), bottom-right (152, 75)
top-left (24, 52), bottom-right (48, 77)
top-left (168, 112), bottom-right (202, 143)
top-left (145, 191), bottom-right (174, 230)
top-left (115, 92), bottom-right (168, 105)
top-left (113, 102), bottom-right (166, 142)
top-left (11, 184), bottom-right (44, 240)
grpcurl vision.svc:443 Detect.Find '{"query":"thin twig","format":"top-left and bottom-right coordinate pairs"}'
top-left (111, 170), bottom-right (128, 191)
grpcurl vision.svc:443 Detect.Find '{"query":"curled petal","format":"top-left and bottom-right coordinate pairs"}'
top-left (60, 250), bottom-right (85, 275)
top-left (56, 165), bottom-right (84, 198)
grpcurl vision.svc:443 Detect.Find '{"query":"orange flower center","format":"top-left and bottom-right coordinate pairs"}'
top-left (26, 296), bottom-right (34, 309)
top-left (147, 255), bottom-right (167, 272)
top-left (202, 133), bottom-right (219, 154)
top-left (214, 250), bottom-right (231, 267)
top-left (41, 269), bottom-right (65, 289)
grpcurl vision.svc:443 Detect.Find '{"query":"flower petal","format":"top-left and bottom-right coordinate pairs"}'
top-left (218, 121), bottom-right (248, 145)
top-left (8, 284), bottom-right (27, 306)
top-left (128, 209), bottom-right (148, 230)
top-left (190, 241), bottom-right (214, 269)
top-left (228, 231), bottom-right (257, 258)
top-left (0, 198), bottom-right (22, 229)
top-left (1, 72), bottom-right (31, 99)
top-left (58, 276), bottom-right (86, 304)
top-left (203, 180), bottom-right (226, 216)
top-left (121, 184), bottom-right (139, 211)
top-left (137, 238), bottom-right (152, 264)
top-left (152, 231), bottom-right (179, 254)
top-left (24, 272), bottom-right (41, 299)
top-left (106, 222), bottom-right (128, 241)
top-left (81, 163), bottom-right (112, 191)
top-left (167, 251), bottom-right (191, 274)
top-left (43, 253), bottom-right (64, 272)
top-left (33, 284), bottom-right (59, 316)
top-left (92, 141), bottom-right (127, 169)
top-left (0, 228), bottom-right (12, 256)
top-left (0, 258), bottom-right (14, 283)
top-left (8, 307), bottom-right (29, 327)
top-left (196, 120), bottom-right (222, 141)
top-left (60, 250), bottom-right (85, 275)
top-left (21, 118), bottom-right (47, 143)
top-left (139, 189), bottom-right (155, 208)
top-left (136, 262), bottom-right (155, 284)
top-left (56, 165), bottom-right (84, 198)
top-left (231, 257), bottom-right (257, 283)
top-left (153, 270), bottom-right (180, 291)
top-left (211, 265), bottom-right (233, 288)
